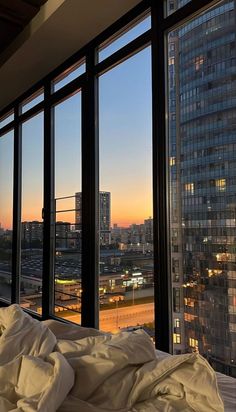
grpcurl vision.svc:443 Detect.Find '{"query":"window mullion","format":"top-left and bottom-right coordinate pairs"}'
top-left (42, 83), bottom-right (55, 319)
top-left (152, 1), bottom-right (172, 352)
top-left (11, 106), bottom-right (21, 304)
top-left (81, 49), bottom-right (99, 328)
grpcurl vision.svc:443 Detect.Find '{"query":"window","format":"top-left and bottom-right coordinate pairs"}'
top-left (20, 89), bottom-right (44, 114)
top-left (170, 157), bottom-right (176, 166)
top-left (173, 288), bottom-right (181, 312)
top-left (195, 55), bottom-right (204, 71)
top-left (54, 92), bottom-right (82, 323)
top-left (216, 178), bottom-right (226, 191)
top-left (166, 0), bottom-right (191, 16)
top-left (99, 14), bottom-right (151, 62)
top-left (0, 111), bottom-right (14, 128)
top-left (20, 113), bottom-right (44, 313)
top-left (52, 59), bottom-right (85, 92)
top-left (0, 130), bottom-right (13, 301)
top-left (174, 318), bottom-right (180, 328)
top-left (185, 183), bottom-right (194, 194)
top-left (99, 47), bottom-right (154, 335)
top-left (173, 333), bottom-right (181, 344)
top-left (189, 337), bottom-right (199, 348)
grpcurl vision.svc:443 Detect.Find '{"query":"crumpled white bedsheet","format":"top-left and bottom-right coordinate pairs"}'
top-left (0, 305), bottom-right (224, 412)
top-left (0, 305), bottom-right (74, 411)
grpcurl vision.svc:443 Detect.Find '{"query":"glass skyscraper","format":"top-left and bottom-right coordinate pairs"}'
top-left (169, 0), bottom-right (236, 376)
top-left (75, 191), bottom-right (111, 245)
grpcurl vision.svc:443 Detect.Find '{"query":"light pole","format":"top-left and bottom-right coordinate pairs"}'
top-left (116, 299), bottom-right (119, 329)
top-left (110, 296), bottom-right (119, 330)
top-left (132, 282), bottom-right (137, 305)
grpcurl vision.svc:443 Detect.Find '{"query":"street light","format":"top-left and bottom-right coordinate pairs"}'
top-left (132, 282), bottom-right (137, 305)
top-left (109, 296), bottom-right (120, 330)
top-left (116, 299), bottom-right (119, 329)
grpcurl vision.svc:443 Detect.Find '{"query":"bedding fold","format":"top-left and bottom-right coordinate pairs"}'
top-left (57, 330), bottom-right (224, 412)
top-left (0, 305), bottom-right (74, 412)
top-left (0, 305), bottom-right (224, 412)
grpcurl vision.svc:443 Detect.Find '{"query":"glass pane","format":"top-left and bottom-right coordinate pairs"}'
top-left (21, 89), bottom-right (44, 114)
top-left (0, 130), bottom-right (13, 301)
top-left (21, 112), bottom-right (43, 314)
top-left (0, 111), bottom-right (14, 129)
top-left (166, 0), bottom-right (191, 16)
top-left (99, 15), bottom-right (151, 62)
top-left (99, 47), bottom-right (154, 337)
top-left (168, 0), bottom-right (236, 377)
top-left (54, 92), bottom-right (82, 323)
top-left (52, 60), bottom-right (85, 93)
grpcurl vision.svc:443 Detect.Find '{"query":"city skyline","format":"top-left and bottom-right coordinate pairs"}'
top-left (0, 213), bottom-right (154, 232)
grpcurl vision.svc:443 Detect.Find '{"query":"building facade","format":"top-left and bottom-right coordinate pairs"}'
top-left (169, 0), bottom-right (236, 376)
top-left (21, 221), bottom-right (43, 247)
top-left (75, 191), bottom-right (111, 245)
top-left (55, 221), bottom-right (71, 249)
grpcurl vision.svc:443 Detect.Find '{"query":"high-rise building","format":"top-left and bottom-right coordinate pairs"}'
top-left (144, 218), bottom-right (153, 243)
top-left (75, 192), bottom-right (82, 231)
top-left (169, 0), bottom-right (236, 376)
top-left (75, 191), bottom-right (111, 244)
top-left (100, 192), bottom-right (111, 245)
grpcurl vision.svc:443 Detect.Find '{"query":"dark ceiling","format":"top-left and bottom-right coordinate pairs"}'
top-left (0, 0), bottom-right (48, 54)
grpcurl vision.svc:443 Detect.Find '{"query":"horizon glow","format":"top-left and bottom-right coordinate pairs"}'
top-left (0, 47), bottom-right (152, 230)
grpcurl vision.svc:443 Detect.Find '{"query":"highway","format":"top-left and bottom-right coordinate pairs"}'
top-left (65, 302), bottom-right (154, 333)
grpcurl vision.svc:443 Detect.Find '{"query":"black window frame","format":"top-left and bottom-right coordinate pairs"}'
top-left (0, 0), bottom-right (221, 354)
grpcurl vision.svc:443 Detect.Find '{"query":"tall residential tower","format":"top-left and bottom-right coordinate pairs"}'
top-left (75, 191), bottom-right (111, 245)
top-left (169, 0), bottom-right (236, 376)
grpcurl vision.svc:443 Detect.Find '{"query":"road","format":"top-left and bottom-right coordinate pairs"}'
top-left (64, 302), bottom-right (154, 333)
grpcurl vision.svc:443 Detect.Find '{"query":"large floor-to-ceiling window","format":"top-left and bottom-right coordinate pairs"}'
top-left (0, 126), bottom-right (13, 302)
top-left (99, 46), bottom-right (153, 334)
top-left (54, 92), bottom-right (82, 323)
top-left (20, 111), bottom-right (44, 313)
top-left (0, 0), bottom-right (235, 377)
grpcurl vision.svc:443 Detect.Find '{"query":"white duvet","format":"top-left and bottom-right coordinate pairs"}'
top-left (0, 305), bottom-right (224, 412)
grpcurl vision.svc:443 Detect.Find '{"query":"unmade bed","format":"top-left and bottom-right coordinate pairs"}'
top-left (0, 305), bottom-right (235, 411)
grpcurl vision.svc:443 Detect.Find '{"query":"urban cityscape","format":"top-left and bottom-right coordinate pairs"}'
top-left (0, 0), bottom-right (236, 379)
top-left (0, 191), bottom-right (154, 335)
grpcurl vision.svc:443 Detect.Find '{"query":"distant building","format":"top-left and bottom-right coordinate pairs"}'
top-left (144, 218), bottom-right (153, 243)
top-left (75, 192), bottom-right (82, 231)
top-left (75, 191), bottom-right (111, 245)
top-left (55, 279), bottom-right (81, 303)
top-left (21, 221), bottom-right (43, 246)
top-left (111, 219), bottom-right (153, 250)
top-left (55, 221), bottom-right (71, 249)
